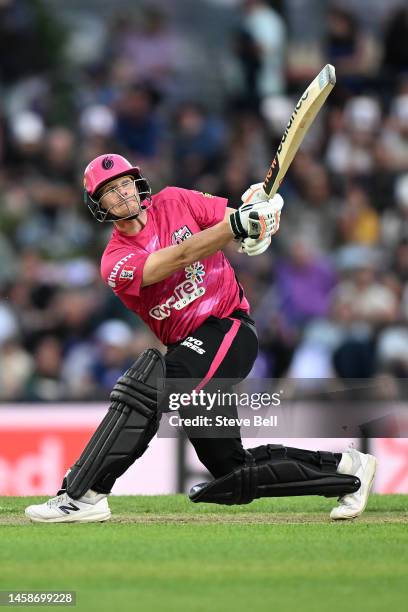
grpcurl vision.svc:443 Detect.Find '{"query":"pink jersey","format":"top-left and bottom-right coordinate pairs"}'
top-left (100, 187), bottom-right (249, 345)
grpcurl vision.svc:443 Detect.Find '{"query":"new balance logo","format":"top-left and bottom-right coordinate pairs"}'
top-left (59, 502), bottom-right (80, 515)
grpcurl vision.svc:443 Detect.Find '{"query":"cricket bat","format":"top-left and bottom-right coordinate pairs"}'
top-left (263, 64), bottom-right (336, 197)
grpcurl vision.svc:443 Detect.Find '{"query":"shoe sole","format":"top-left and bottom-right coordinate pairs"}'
top-left (25, 511), bottom-right (112, 524)
top-left (330, 454), bottom-right (377, 520)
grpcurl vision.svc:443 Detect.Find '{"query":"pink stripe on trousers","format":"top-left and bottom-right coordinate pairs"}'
top-left (194, 319), bottom-right (241, 392)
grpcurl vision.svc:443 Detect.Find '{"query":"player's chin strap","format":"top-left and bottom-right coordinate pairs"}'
top-left (189, 445), bottom-right (360, 505)
top-left (61, 349), bottom-right (166, 500)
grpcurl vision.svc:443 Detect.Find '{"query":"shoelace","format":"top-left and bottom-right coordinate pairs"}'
top-left (46, 493), bottom-right (68, 509)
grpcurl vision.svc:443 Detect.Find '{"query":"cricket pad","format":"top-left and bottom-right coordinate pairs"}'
top-left (66, 348), bottom-right (166, 499)
top-left (189, 445), bottom-right (360, 505)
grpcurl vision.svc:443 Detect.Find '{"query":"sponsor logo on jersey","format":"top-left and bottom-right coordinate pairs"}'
top-left (172, 225), bottom-right (193, 245)
top-left (180, 336), bottom-right (206, 355)
top-left (185, 262), bottom-right (205, 283)
top-left (107, 253), bottom-right (136, 287)
top-left (119, 265), bottom-right (135, 281)
top-left (149, 262), bottom-right (206, 320)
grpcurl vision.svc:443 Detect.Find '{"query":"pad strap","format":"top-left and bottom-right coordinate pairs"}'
top-left (318, 450), bottom-right (339, 472)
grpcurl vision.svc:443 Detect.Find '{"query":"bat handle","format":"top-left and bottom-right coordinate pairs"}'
top-left (262, 178), bottom-right (277, 198)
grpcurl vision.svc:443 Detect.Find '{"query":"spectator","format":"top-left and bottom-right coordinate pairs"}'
top-left (277, 164), bottom-right (339, 254)
top-left (326, 5), bottom-right (380, 95)
top-left (337, 184), bottom-right (380, 246)
top-left (0, 301), bottom-right (19, 345)
top-left (173, 103), bottom-right (226, 188)
top-left (381, 174), bottom-right (408, 248)
top-left (275, 236), bottom-right (337, 329)
top-left (326, 96), bottom-right (381, 180)
top-left (114, 83), bottom-right (164, 160)
top-left (382, 7), bottom-right (408, 88)
top-left (110, 8), bottom-right (180, 95)
top-left (89, 320), bottom-right (134, 394)
top-left (392, 238), bottom-right (408, 284)
top-left (334, 257), bottom-right (399, 326)
top-left (23, 336), bottom-right (66, 401)
top-left (376, 326), bottom-right (408, 377)
top-left (236, 0), bottom-right (286, 106)
top-left (380, 95), bottom-right (408, 173)
top-left (0, 339), bottom-right (33, 400)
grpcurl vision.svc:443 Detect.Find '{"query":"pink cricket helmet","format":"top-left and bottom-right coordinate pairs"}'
top-left (83, 153), bottom-right (151, 222)
top-left (84, 154), bottom-right (142, 196)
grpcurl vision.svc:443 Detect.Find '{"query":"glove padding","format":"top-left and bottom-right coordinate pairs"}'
top-left (236, 187), bottom-right (284, 256)
top-left (229, 188), bottom-right (284, 240)
top-left (238, 235), bottom-right (271, 256)
top-left (241, 183), bottom-right (272, 206)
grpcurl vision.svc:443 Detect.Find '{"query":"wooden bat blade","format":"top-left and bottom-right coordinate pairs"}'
top-left (263, 64), bottom-right (336, 197)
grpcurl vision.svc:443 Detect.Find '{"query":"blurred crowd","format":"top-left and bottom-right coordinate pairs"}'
top-left (1, 0), bottom-right (408, 401)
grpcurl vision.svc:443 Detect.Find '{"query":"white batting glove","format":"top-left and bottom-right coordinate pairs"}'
top-left (240, 184), bottom-right (284, 239)
top-left (236, 190), bottom-right (284, 256)
top-left (238, 235), bottom-right (272, 256)
top-left (241, 183), bottom-right (270, 206)
top-left (229, 194), bottom-right (284, 240)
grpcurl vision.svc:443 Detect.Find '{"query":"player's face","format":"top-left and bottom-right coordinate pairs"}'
top-left (98, 175), bottom-right (141, 218)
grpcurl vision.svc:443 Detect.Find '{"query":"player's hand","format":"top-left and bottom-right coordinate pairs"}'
top-left (229, 192), bottom-right (284, 239)
top-left (238, 234), bottom-right (271, 256)
top-left (236, 189), bottom-right (284, 255)
top-left (241, 183), bottom-right (270, 206)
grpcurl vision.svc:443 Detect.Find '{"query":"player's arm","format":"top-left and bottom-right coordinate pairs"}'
top-left (141, 208), bottom-right (236, 287)
top-left (142, 192), bottom-right (284, 287)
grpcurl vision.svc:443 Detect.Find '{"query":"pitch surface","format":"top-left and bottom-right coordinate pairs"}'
top-left (1, 495), bottom-right (407, 611)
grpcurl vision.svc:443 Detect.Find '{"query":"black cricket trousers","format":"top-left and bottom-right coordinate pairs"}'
top-left (165, 310), bottom-right (258, 477)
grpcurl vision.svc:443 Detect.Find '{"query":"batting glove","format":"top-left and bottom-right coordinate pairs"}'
top-left (238, 235), bottom-right (272, 256)
top-left (236, 189), bottom-right (284, 255)
top-left (241, 183), bottom-right (271, 206)
top-left (229, 194), bottom-right (284, 240)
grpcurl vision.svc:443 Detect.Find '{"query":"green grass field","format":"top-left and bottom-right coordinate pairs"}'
top-left (0, 495), bottom-right (407, 612)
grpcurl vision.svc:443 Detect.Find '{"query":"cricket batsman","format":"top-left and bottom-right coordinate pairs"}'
top-left (25, 154), bottom-right (377, 523)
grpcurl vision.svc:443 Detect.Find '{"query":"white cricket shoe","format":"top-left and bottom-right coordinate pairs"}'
top-left (25, 489), bottom-right (111, 523)
top-left (330, 448), bottom-right (377, 520)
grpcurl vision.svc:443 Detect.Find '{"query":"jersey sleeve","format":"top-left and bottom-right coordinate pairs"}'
top-left (101, 248), bottom-right (149, 298)
top-left (179, 188), bottom-right (228, 229)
